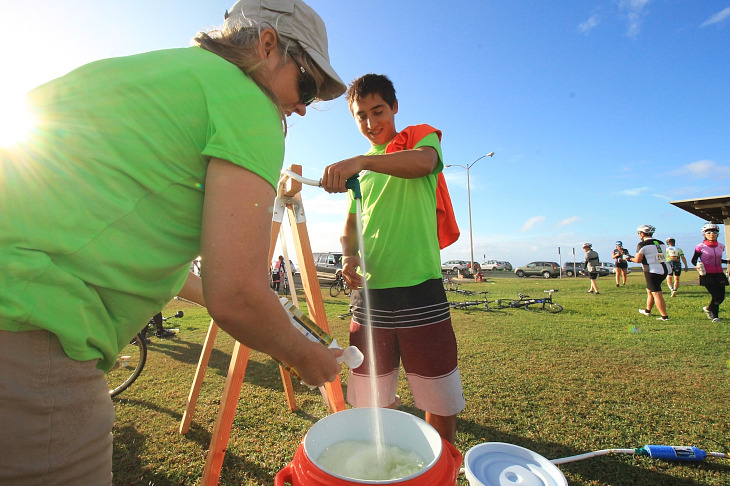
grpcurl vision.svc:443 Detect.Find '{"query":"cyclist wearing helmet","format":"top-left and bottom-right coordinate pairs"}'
top-left (582, 243), bottom-right (600, 294)
top-left (665, 238), bottom-right (688, 297)
top-left (629, 224), bottom-right (669, 321)
top-left (691, 223), bottom-right (728, 323)
top-left (611, 241), bottom-right (629, 286)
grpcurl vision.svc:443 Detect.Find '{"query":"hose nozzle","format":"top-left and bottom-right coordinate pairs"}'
top-left (345, 175), bottom-right (361, 199)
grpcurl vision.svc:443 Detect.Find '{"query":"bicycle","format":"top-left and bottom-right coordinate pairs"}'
top-left (449, 291), bottom-right (496, 310)
top-left (106, 311), bottom-right (183, 397)
top-left (496, 289), bottom-right (563, 313)
top-left (329, 272), bottom-right (351, 297)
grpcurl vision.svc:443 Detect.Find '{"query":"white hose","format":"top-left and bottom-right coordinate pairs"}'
top-left (280, 168), bottom-right (321, 187)
top-left (550, 449), bottom-right (637, 465)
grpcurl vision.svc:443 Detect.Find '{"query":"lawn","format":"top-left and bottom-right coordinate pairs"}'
top-left (111, 273), bottom-right (730, 485)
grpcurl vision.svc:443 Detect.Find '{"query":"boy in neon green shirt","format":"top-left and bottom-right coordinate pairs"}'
top-left (321, 74), bottom-right (465, 444)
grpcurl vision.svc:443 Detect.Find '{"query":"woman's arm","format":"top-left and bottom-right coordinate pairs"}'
top-left (178, 271), bottom-right (205, 306)
top-left (690, 249), bottom-right (701, 266)
top-left (199, 158), bottom-right (341, 386)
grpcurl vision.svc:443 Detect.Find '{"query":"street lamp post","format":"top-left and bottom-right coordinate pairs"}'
top-left (445, 152), bottom-right (495, 277)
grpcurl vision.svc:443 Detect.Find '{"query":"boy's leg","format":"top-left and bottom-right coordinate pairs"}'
top-left (425, 412), bottom-right (457, 444)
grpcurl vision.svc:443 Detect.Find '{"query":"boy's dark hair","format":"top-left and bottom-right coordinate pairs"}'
top-left (346, 74), bottom-right (397, 110)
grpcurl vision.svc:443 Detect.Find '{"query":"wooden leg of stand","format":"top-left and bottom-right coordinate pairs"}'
top-left (287, 207), bottom-right (346, 413)
top-left (278, 365), bottom-right (298, 412)
top-left (200, 342), bottom-right (251, 486)
top-left (180, 319), bottom-right (219, 434)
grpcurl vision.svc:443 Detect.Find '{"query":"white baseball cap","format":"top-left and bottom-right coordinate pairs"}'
top-left (223, 0), bottom-right (346, 101)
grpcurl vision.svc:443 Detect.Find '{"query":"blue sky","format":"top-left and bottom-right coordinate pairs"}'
top-left (2, 1), bottom-right (728, 267)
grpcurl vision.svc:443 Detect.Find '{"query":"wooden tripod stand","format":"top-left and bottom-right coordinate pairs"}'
top-left (179, 165), bottom-right (346, 485)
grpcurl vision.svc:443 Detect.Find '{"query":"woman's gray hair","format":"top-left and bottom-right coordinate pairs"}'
top-left (193, 21), bottom-right (324, 124)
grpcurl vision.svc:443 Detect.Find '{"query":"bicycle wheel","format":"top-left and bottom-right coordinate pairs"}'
top-left (107, 333), bottom-right (147, 397)
top-left (495, 299), bottom-right (517, 309)
top-left (525, 301), bottom-right (563, 313)
top-left (343, 284), bottom-right (351, 296)
top-left (329, 280), bottom-right (342, 297)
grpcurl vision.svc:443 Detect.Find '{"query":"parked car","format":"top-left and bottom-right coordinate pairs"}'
top-left (481, 260), bottom-right (506, 271)
top-left (515, 261), bottom-right (560, 278)
top-left (599, 261), bottom-right (631, 274)
top-left (312, 251), bottom-right (342, 279)
top-left (499, 261), bottom-right (513, 271)
top-left (562, 262), bottom-right (585, 277)
top-left (442, 260), bottom-right (470, 274)
top-left (562, 262), bottom-right (610, 277)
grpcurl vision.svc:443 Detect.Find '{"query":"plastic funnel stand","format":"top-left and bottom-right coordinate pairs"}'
top-left (464, 442), bottom-right (567, 486)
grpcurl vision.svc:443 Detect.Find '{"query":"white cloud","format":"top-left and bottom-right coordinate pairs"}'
top-left (521, 216), bottom-right (546, 232)
top-left (578, 13), bottom-right (601, 34)
top-left (618, 187), bottom-right (649, 196)
top-left (701, 7), bottom-right (730, 27)
top-left (556, 216), bottom-right (580, 227)
top-left (672, 160), bottom-right (730, 179)
top-left (618, 0), bottom-right (651, 38)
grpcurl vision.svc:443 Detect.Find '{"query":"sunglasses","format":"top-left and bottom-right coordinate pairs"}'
top-left (704, 230), bottom-right (719, 234)
top-left (289, 53), bottom-right (317, 106)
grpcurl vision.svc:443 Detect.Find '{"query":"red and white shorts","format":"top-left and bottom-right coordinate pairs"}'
top-left (346, 279), bottom-right (465, 416)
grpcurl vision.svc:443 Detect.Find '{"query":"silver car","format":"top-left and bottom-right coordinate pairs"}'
top-left (442, 260), bottom-right (470, 273)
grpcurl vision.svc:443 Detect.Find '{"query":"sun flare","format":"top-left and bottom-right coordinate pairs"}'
top-left (0, 96), bottom-right (35, 148)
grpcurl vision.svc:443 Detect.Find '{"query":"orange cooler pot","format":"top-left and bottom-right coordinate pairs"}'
top-left (275, 408), bottom-right (462, 486)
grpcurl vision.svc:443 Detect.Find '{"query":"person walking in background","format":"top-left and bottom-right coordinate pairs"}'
top-left (691, 223), bottom-right (728, 323)
top-left (630, 225), bottom-right (670, 321)
top-left (583, 243), bottom-right (600, 294)
top-left (320, 73), bottom-right (465, 444)
top-left (665, 237), bottom-right (688, 297)
top-left (271, 255), bottom-right (285, 292)
top-left (612, 241), bottom-right (629, 286)
top-left (0, 1), bottom-right (346, 483)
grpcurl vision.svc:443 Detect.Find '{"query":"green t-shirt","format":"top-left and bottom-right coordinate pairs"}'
top-left (347, 132), bottom-right (444, 289)
top-left (0, 47), bottom-right (284, 370)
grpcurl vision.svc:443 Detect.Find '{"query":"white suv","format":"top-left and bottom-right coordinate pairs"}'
top-left (599, 261), bottom-right (631, 274)
top-left (442, 260), bottom-right (470, 274)
top-left (481, 260), bottom-right (506, 271)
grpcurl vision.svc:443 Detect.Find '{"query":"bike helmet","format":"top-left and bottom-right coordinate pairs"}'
top-left (702, 222), bottom-right (719, 233)
top-left (615, 241), bottom-right (623, 246)
top-left (637, 224), bottom-right (655, 235)
top-left (582, 242), bottom-right (592, 248)
top-left (666, 237), bottom-right (675, 244)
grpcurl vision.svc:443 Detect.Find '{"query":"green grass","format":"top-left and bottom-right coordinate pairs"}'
top-left (111, 274), bottom-right (730, 485)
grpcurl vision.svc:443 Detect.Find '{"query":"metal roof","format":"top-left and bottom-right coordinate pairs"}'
top-left (669, 195), bottom-right (730, 223)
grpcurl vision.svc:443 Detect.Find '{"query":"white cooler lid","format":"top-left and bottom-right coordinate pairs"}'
top-left (464, 442), bottom-right (567, 486)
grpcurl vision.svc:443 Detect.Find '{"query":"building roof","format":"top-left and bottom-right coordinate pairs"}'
top-left (670, 195), bottom-right (730, 223)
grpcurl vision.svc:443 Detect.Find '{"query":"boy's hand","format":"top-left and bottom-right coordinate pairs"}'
top-left (342, 255), bottom-right (363, 290)
top-left (321, 156), bottom-right (365, 193)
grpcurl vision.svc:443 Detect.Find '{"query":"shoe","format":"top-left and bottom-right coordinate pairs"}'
top-left (671, 290), bottom-right (676, 297)
top-left (712, 317), bottom-right (721, 323)
top-left (594, 292), bottom-right (599, 295)
top-left (656, 316), bottom-right (669, 321)
top-left (156, 329), bottom-right (176, 338)
top-left (638, 309), bottom-right (651, 316)
top-left (616, 284), bottom-right (619, 287)
top-left (587, 290), bottom-right (594, 293)
top-left (703, 307), bottom-right (714, 319)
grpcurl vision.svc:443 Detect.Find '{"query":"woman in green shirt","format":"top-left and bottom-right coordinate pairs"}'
top-left (0, 1), bottom-right (345, 483)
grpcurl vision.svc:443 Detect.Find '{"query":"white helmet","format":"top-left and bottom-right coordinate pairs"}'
top-left (702, 222), bottom-right (719, 233)
top-left (637, 224), bottom-right (655, 235)
top-left (582, 242), bottom-right (592, 248)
